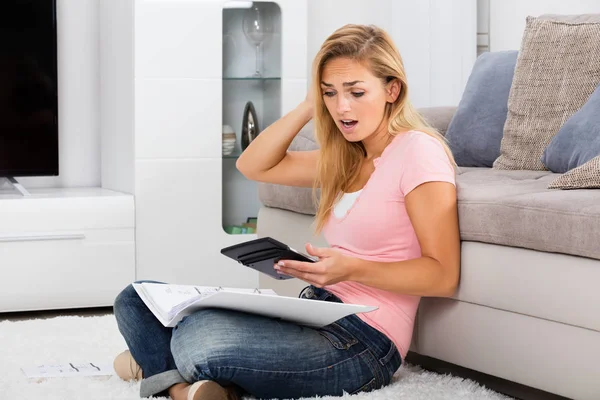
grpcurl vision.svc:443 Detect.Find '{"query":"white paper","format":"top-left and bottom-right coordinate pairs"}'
top-left (21, 362), bottom-right (114, 378)
top-left (141, 284), bottom-right (218, 315)
top-left (133, 283), bottom-right (378, 329)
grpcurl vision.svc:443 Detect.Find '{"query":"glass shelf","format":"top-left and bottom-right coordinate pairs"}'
top-left (222, 150), bottom-right (242, 159)
top-left (223, 76), bottom-right (281, 81)
top-left (222, 1), bottom-right (281, 235)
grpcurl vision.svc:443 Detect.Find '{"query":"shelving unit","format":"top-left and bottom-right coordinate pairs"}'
top-left (97, 0), bottom-right (308, 288)
top-left (222, 2), bottom-right (282, 235)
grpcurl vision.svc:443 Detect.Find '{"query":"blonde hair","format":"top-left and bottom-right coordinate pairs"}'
top-left (312, 24), bottom-right (456, 233)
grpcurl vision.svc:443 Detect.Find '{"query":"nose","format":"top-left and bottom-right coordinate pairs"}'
top-left (336, 93), bottom-right (351, 115)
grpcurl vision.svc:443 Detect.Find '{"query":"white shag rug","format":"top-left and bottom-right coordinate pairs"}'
top-left (0, 314), bottom-right (513, 400)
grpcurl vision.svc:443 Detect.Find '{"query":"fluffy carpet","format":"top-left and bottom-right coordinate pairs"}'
top-left (0, 314), bottom-right (513, 400)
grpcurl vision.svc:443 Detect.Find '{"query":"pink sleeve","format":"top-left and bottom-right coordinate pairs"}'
top-left (398, 134), bottom-right (456, 196)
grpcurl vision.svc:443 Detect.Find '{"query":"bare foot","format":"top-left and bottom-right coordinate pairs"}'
top-left (169, 380), bottom-right (240, 400)
top-left (168, 382), bottom-right (191, 400)
top-left (187, 381), bottom-right (241, 400)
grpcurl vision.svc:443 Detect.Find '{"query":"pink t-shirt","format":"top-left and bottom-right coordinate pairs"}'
top-left (323, 130), bottom-right (456, 358)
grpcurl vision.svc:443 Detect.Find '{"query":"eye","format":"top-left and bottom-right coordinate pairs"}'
top-left (323, 91), bottom-right (336, 97)
top-left (352, 92), bottom-right (365, 98)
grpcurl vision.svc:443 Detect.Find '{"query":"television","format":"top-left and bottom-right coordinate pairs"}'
top-left (0, 0), bottom-right (58, 178)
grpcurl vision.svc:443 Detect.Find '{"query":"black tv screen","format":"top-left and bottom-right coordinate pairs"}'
top-left (0, 0), bottom-right (58, 177)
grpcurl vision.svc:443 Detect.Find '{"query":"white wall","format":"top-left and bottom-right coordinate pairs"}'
top-left (427, 0), bottom-right (477, 107)
top-left (489, 0), bottom-right (600, 51)
top-left (307, 0), bottom-right (394, 67)
top-left (19, 0), bottom-right (101, 189)
top-left (477, 0), bottom-right (490, 54)
top-left (393, 0), bottom-right (476, 107)
top-left (389, 0), bottom-right (430, 108)
top-left (307, 0), bottom-right (477, 108)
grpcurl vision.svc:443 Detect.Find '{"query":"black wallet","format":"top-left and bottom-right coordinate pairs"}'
top-left (221, 237), bottom-right (317, 280)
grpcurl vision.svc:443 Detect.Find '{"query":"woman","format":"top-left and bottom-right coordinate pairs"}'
top-left (113, 24), bottom-right (460, 400)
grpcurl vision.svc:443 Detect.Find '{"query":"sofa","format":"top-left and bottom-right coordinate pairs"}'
top-left (254, 107), bottom-right (600, 400)
top-left (253, 14), bottom-right (600, 400)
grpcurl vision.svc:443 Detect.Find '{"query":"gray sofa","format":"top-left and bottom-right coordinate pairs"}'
top-left (254, 107), bottom-right (600, 400)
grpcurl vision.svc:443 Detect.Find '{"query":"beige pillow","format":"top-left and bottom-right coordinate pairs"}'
top-left (493, 14), bottom-right (600, 171)
top-left (548, 156), bottom-right (600, 189)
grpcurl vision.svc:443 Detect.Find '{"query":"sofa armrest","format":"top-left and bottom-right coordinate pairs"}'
top-left (257, 107), bottom-right (457, 214)
top-left (418, 106), bottom-right (458, 136)
top-left (257, 184), bottom-right (318, 216)
top-left (257, 120), bottom-right (319, 216)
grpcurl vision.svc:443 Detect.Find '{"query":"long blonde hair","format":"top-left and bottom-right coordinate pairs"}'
top-left (312, 24), bottom-right (455, 233)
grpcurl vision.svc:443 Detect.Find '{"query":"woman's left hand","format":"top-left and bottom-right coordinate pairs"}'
top-left (275, 243), bottom-right (355, 288)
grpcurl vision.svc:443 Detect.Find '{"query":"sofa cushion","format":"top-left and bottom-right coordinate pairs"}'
top-left (257, 121), bottom-right (319, 215)
top-left (445, 51), bottom-right (518, 168)
top-left (418, 106), bottom-right (457, 136)
top-left (261, 166), bottom-right (600, 261)
top-left (457, 167), bottom-right (600, 260)
top-left (258, 183), bottom-right (317, 216)
top-left (493, 14), bottom-right (600, 171)
top-left (542, 83), bottom-right (600, 173)
top-left (547, 155), bottom-right (600, 189)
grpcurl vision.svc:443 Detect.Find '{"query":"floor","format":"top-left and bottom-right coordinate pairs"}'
top-left (0, 307), bottom-right (571, 400)
top-left (405, 353), bottom-right (570, 400)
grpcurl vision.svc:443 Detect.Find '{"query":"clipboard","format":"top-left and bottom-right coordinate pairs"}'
top-left (221, 237), bottom-right (318, 280)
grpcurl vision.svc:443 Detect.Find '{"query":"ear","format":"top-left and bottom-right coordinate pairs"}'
top-left (386, 79), bottom-right (401, 103)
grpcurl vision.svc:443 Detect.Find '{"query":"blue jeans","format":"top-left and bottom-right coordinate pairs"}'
top-left (113, 281), bottom-right (402, 399)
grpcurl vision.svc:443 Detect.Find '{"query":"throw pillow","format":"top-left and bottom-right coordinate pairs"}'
top-left (493, 14), bottom-right (600, 171)
top-left (445, 51), bottom-right (518, 167)
top-left (541, 83), bottom-right (600, 173)
top-left (548, 155), bottom-right (600, 189)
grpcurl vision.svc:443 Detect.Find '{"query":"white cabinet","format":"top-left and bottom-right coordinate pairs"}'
top-left (0, 188), bottom-right (135, 312)
top-left (102, 0), bottom-right (308, 287)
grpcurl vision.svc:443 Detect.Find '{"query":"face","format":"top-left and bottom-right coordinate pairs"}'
top-left (320, 57), bottom-right (399, 143)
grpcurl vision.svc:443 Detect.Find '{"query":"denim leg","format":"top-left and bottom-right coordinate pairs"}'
top-left (302, 285), bottom-right (403, 380)
top-left (113, 282), bottom-right (187, 398)
top-left (170, 306), bottom-right (400, 399)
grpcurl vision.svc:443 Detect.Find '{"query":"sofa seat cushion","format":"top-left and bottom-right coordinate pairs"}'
top-left (457, 167), bottom-right (600, 260)
top-left (260, 166), bottom-right (600, 260)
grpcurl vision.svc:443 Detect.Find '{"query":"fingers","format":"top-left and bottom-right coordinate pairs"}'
top-left (275, 261), bottom-right (329, 288)
top-left (305, 243), bottom-right (328, 258)
top-left (275, 266), bottom-right (322, 287)
top-left (305, 243), bottom-right (315, 255)
top-left (276, 259), bottom-right (318, 273)
top-left (276, 260), bottom-right (333, 287)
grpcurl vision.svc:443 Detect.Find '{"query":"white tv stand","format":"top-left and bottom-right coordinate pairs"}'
top-left (3, 177), bottom-right (31, 197)
top-left (0, 186), bottom-right (135, 312)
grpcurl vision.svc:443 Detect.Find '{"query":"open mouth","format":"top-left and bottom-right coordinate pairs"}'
top-left (341, 120), bottom-right (358, 128)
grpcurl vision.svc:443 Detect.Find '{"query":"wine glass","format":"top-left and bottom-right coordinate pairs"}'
top-left (242, 2), bottom-right (274, 77)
